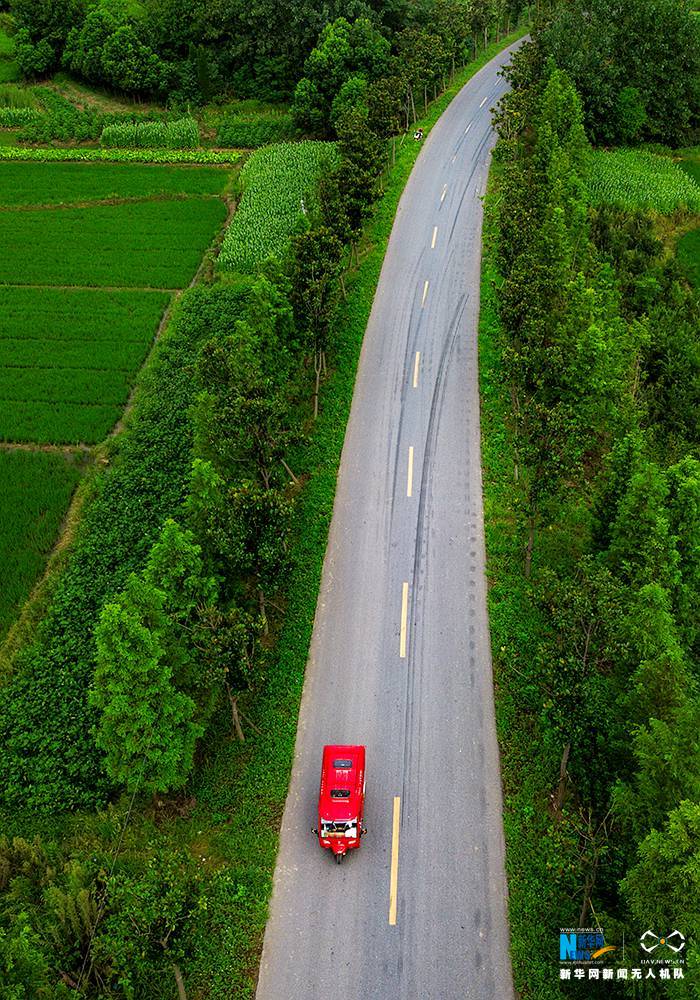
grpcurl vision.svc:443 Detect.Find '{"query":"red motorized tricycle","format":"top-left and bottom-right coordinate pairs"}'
top-left (312, 744), bottom-right (366, 864)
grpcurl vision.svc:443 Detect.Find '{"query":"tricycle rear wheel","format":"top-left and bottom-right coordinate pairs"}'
top-left (335, 852), bottom-right (343, 864)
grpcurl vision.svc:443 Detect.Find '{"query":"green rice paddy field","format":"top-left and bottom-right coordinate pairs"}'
top-left (0, 159), bottom-right (233, 641)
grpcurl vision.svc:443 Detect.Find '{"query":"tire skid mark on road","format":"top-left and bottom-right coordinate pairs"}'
top-left (446, 130), bottom-right (493, 245)
top-left (387, 254), bottom-right (424, 530)
top-left (399, 292), bottom-right (468, 819)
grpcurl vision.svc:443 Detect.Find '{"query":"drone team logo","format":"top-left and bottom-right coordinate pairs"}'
top-left (640, 930), bottom-right (686, 955)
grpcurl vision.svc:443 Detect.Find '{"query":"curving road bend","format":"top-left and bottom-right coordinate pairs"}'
top-left (256, 41), bottom-right (520, 1000)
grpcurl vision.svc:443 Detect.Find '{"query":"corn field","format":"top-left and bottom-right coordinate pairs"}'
top-left (218, 140), bottom-right (338, 272)
top-left (588, 149), bottom-right (700, 214)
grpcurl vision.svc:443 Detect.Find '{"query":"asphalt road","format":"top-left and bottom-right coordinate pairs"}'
top-left (256, 41), bottom-right (520, 1000)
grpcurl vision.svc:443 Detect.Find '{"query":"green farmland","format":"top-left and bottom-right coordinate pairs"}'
top-left (0, 450), bottom-right (82, 640)
top-left (0, 159), bottom-right (232, 641)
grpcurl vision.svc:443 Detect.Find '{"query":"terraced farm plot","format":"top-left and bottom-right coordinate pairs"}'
top-left (0, 198), bottom-right (227, 287)
top-left (0, 167), bottom-right (228, 446)
top-left (0, 157), bottom-right (232, 645)
top-left (0, 450), bottom-right (82, 642)
top-left (0, 160), bottom-right (229, 205)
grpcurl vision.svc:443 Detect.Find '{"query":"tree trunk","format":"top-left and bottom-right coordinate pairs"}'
top-left (579, 875), bottom-right (593, 927)
top-left (552, 742), bottom-right (570, 817)
top-left (339, 270), bottom-right (347, 300)
top-left (281, 458), bottom-right (299, 485)
top-left (258, 587), bottom-right (268, 636)
top-left (423, 84), bottom-right (428, 114)
top-left (524, 514), bottom-right (535, 579)
top-left (226, 685), bottom-right (245, 742)
top-left (410, 88), bottom-right (417, 125)
top-left (392, 135), bottom-right (396, 165)
top-left (313, 349), bottom-right (322, 420)
top-left (172, 963), bottom-right (188, 1000)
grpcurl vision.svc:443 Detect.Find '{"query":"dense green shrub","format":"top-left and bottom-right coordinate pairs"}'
top-left (101, 117), bottom-right (199, 150)
top-left (538, 0), bottom-right (700, 145)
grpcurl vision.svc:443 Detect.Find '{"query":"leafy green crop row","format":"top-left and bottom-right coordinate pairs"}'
top-left (0, 335), bottom-right (149, 371)
top-left (588, 148), bottom-right (700, 213)
top-left (101, 117), bottom-right (199, 150)
top-left (0, 451), bottom-right (82, 643)
top-left (219, 141), bottom-right (337, 272)
top-left (0, 160), bottom-right (228, 206)
top-left (0, 400), bottom-right (122, 445)
top-left (0, 367), bottom-right (131, 405)
top-left (0, 106), bottom-right (41, 125)
top-left (19, 87), bottom-right (166, 144)
top-left (216, 112), bottom-right (295, 148)
top-left (0, 144), bottom-right (239, 164)
top-left (0, 198), bottom-right (227, 287)
top-left (0, 286), bottom-right (168, 340)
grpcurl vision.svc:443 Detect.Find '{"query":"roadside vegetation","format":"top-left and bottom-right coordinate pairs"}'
top-left (0, 0), bottom-right (527, 993)
top-left (482, 6), bottom-right (700, 994)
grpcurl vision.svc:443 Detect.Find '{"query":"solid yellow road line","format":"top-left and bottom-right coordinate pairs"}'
top-left (389, 796), bottom-right (401, 925)
top-left (421, 280), bottom-right (429, 307)
top-left (412, 351), bottom-right (420, 388)
top-left (440, 184), bottom-right (447, 203)
top-left (431, 225), bottom-right (438, 249)
top-left (400, 582), bottom-right (409, 658)
top-left (407, 446), bottom-right (414, 497)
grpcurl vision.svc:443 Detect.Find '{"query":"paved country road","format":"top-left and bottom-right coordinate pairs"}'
top-left (256, 41), bottom-right (521, 1000)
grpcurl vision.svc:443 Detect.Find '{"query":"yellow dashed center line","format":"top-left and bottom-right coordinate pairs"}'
top-left (407, 446), bottom-right (414, 497)
top-left (421, 280), bottom-right (429, 307)
top-left (440, 184), bottom-right (447, 203)
top-left (431, 225), bottom-right (438, 249)
top-left (412, 351), bottom-right (420, 388)
top-left (389, 796), bottom-right (401, 925)
top-left (400, 582), bottom-right (409, 658)
top-left (464, 122), bottom-right (472, 134)
top-left (479, 96), bottom-right (488, 108)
